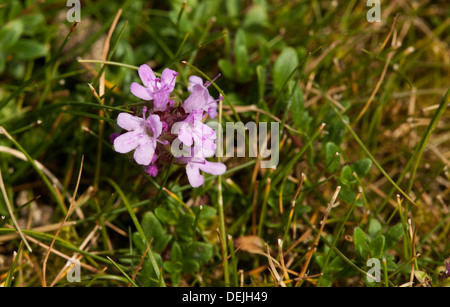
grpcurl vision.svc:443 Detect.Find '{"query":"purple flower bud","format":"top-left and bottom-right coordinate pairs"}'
top-left (145, 164), bottom-right (158, 177)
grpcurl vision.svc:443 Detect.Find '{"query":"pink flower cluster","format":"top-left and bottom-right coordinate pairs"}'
top-left (112, 65), bottom-right (226, 188)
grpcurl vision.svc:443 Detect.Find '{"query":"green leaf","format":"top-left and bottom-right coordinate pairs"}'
top-left (338, 186), bottom-right (363, 207)
top-left (323, 117), bottom-right (346, 145)
top-left (195, 205), bottom-right (217, 223)
top-left (226, 0), bottom-right (241, 18)
top-left (218, 59), bottom-right (234, 79)
top-left (234, 28), bottom-right (247, 48)
top-left (273, 47), bottom-right (299, 91)
top-left (353, 158), bottom-right (372, 178)
top-left (182, 260), bottom-right (200, 274)
top-left (10, 39), bottom-right (48, 60)
top-left (0, 56), bottom-right (4, 74)
top-left (367, 219), bottom-right (382, 238)
top-left (181, 241), bottom-right (214, 266)
top-left (256, 65), bottom-right (266, 105)
top-left (384, 223), bottom-right (404, 251)
top-left (0, 19), bottom-right (23, 50)
top-left (385, 254), bottom-right (397, 271)
top-left (316, 255), bottom-right (344, 274)
top-left (171, 242), bottom-right (182, 262)
top-left (132, 232), bottom-right (145, 251)
top-left (163, 261), bottom-right (182, 274)
top-left (414, 271), bottom-right (432, 286)
top-left (235, 44), bottom-right (249, 80)
top-left (155, 207), bottom-right (178, 225)
top-left (141, 212), bottom-right (172, 253)
top-left (369, 235), bottom-right (385, 259)
top-left (138, 252), bottom-right (163, 287)
top-left (175, 214), bottom-right (195, 242)
top-left (354, 227), bottom-right (369, 260)
top-left (325, 142), bottom-right (341, 174)
top-left (243, 4), bottom-right (268, 28)
top-left (289, 84), bottom-right (306, 128)
top-left (19, 13), bottom-right (45, 36)
top-left (340, 165), bottom-right (356, 186)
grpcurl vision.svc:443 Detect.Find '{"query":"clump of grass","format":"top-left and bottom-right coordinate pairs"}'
top-left (0, 0), bottom-right (449, 287)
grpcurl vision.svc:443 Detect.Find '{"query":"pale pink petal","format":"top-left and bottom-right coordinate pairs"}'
top-left (113, 132), bottom-right (140, 154)
top-left (178, 125), bottom-right (193, 147)
top-left (202, 124), bottom-right (217, 140)
top-left (153, 90), bottom-right (171, 111)
top-left (183, 85), bottom-right (210, 113)
top-left (117, 113), bottom-right (143, 131)
top-left (131, 83), bottom-right (153, 100)
top-left (208, 107), bottom-right (218, 119)
top-left (161, 68), bottom-right (178, 91)
top-left (188, 75), bottom-right (204, 92)
top-left (186, 163), bottom-right (204, 188)
top-left (138, 64), bottom-right (156, 87)
top-left (199, 161), bottom-right (226, 176)
top-left (133, 140), bottom-right (156, 166)
top-left (199, 139), bottom-right (217, 158)
top-left (148, 114), bottom-right (163, 138)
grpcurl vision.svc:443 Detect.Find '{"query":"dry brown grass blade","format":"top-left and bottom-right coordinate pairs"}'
top-left (265, 243), bottom-right (286, 287)
top-left (0, 168), bottom-right (32, 252)
top-left (0, 222), bottom-right (76, 243)
top-left (130, 238), bottom-right (154, 287)
top-left (50, 224), bottom-right (101, 286)
top-left (354, 15), bottom-right (399, 125)
top-left (278, 239), bottom-right (289, 281)
top-left (296, 186), bottom-right (341, 286)
top-left (42, 155), bottom-right (84, 287)
top-left (24, 234), bottom-right (99, 274)
top-left (99, 8), bottom-right (122, 102)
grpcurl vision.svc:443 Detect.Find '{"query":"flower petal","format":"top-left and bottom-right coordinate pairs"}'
top-left (138, 64), bottom-right (156, 87)
top-left (188, 75), bottom-right (204, 92)
top-left (133, 140), bottom-right (156, 166)
top-left (152, 89), bottom-right (171, 111)
top-left (208, 107), bottom-right (218, 119)
top-left (198, 161), bottom-right (226, 176)
top-left (148, 114), bottom-right (163, 138)
top-left (131, 83), bottom-right (153, 100)
top-left (186, 163), bottom-right (204, 188)
top-left (178, 125), bottom-right (194, 147)
top-left (113, 132), bottom-right (140, 154)
top-left (202, 124), bottom-right (217, 140)
top-left (198, 139), bottom-right (216, 158)
top-left (183, 84), bottom-right (210, 113)
top-left (117, 113), bottom-right (143, 131)
top-left (161, 68), bottom-right (178, 91)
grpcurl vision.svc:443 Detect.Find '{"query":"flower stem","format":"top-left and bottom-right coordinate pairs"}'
top-left (217, 98), bottom-right (230, 286)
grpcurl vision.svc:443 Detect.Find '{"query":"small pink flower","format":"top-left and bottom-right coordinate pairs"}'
top-left (177, 110), bottom-right (217, 158)
top-left (130, 64), bottom-right (178, 112)
top-left (183, 75), bottom-right (221, 119)
top-left (113, 108), bottom-right (165, 166)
